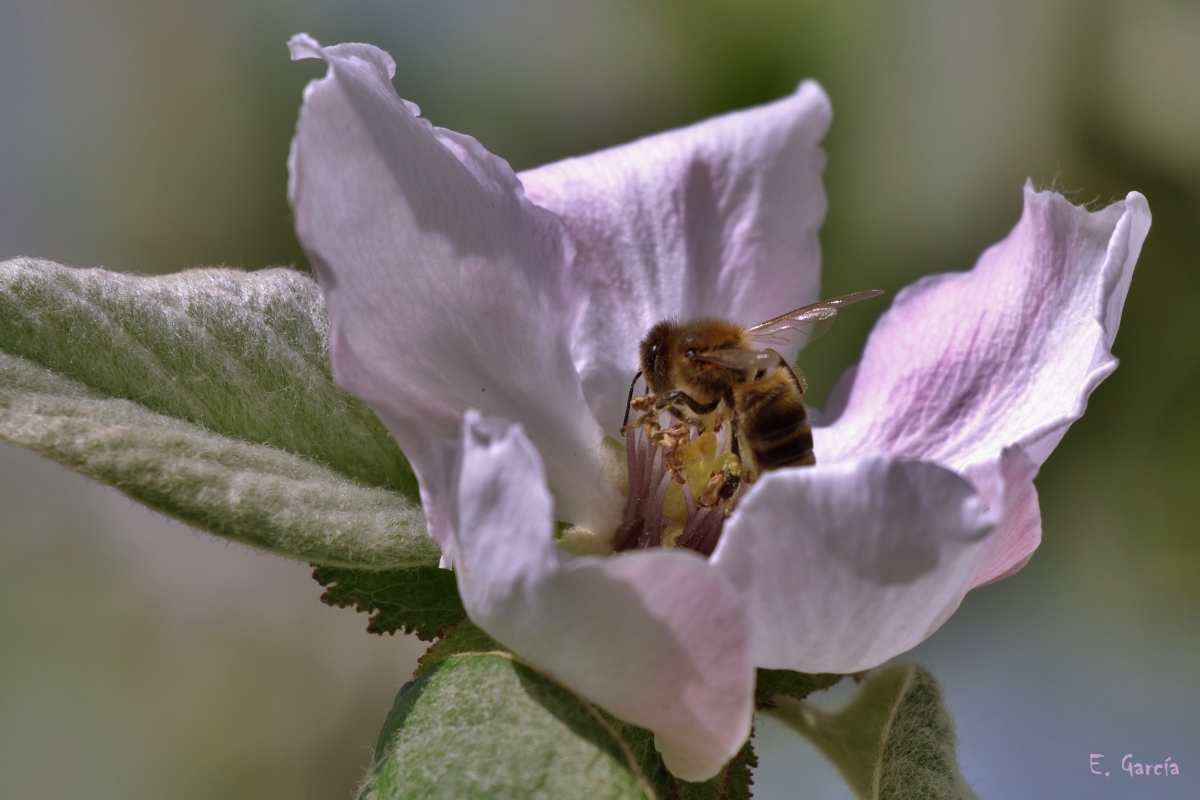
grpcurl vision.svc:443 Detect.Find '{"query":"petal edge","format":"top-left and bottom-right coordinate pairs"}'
top-left (712, 456), bottom-right (996, 674)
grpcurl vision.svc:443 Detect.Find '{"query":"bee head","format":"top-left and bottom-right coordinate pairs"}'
top-left (639, 321), bottom-right (676, 395)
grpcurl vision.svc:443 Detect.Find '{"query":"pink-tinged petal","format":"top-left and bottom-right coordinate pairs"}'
top-left (711, 456), bottom-right (996, 674)
top-left (453, 412), bottom-right (753, 781)
top-left (520, 83), bottom-right (831, 431)
top-left (287, 35), bottom-right (620, 548)
top-left (962, 446), bottom-right (1042, 586)
top-left (817, 185), bottom-right (1150, 585)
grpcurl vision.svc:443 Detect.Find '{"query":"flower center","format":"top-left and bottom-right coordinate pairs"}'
top-left (611, 409), bottom-right (745, 556)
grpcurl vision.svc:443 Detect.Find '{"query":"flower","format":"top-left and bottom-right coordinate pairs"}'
top-left (286, 34), bottom-right (1150, 780)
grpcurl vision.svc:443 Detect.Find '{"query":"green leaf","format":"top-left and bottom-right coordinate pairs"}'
top-left (313, 565), bottom-right (465, 640)
top-left (770, 663), bottom-right (978, 800)
top-left (679, 738), bottom-right (756, 800)
top-left (605, 717), bottom-right (757, 800)
top-left (363, 653), bottom-right (656, 800)
top-left (0, 258), bottom-right (437, 567)
top-left (0, 351), bottom-right (437, 566)
top-left (755, 668), bottom-right (843, 709)
top-left (369, 623), bottom-right (758, 800)
top-left (0, 258), bottom-right (412, 490)
top-left (370, 629), bottom-right (758, 799)
top-left (413, 617), bottom-right (504, 671)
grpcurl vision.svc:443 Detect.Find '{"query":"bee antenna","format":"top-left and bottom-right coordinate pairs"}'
top-left (622, 371), bottom-right (643, 429)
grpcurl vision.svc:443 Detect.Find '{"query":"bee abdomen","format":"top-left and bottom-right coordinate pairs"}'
top-left (748, 420), bottom-right (815, 470)
top-left (739, 392), bottom-right (815, 471)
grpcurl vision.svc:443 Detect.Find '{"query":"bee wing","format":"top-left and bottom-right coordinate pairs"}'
top-left (689, 348), bottom-right (781, 373)
top-left (746, 289), bottom-right (884, 346)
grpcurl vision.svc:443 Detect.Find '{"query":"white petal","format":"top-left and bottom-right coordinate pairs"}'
top-left (520, 83), bottom-right (832, 431)
top-left (453, 412), bottom-right (753, 781)
top-left (817, 185), bottom-right (1150, 584)
top-left (711, 456), bottom-right (996, 674)
top-left (287, 36), bottom-right (619, 546)
top-left (962, 445), bottom-right (1042, 586)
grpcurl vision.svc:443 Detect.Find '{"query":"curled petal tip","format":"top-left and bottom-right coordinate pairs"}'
top-left (793, 78), bottom-right (832, 128)
top-left (287, 34), bottom-right (397, 80)
top-left (287, 33), bottom-right (322, 61)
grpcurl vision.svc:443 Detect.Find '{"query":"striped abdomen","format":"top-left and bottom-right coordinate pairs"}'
top-left (733, 366), bottom-right (815, 476)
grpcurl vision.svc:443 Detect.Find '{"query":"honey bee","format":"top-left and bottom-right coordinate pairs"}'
top-left (623, 290), bottom-right (884, 491)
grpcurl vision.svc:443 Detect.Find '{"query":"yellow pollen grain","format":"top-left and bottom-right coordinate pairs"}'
top-left (658, 431), bottom-right (731, 523)
top-left (662, 481), bottom-right (688, 524)
top-left (556, 526), bottom-right (616, 557)
top-left (661, 525), bottom-right (684, 548)
top-left (681, 432), bottom-right (726, 499)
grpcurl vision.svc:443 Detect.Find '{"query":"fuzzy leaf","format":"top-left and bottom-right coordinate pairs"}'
top-left (0, 258), bottom-right (437, 567)
top-left (605, 717), bottom-right (758, 800)
top-left (771, 663), bottom-right (978, 800)
top-left (364, 654), bottom-right (656, 800)
top-left (313, 565), bottom-right (464, 640)
top-left (0, 258), bottom-right (413, 490)
top-left (690, 738), bottom-right (757, 800)
top-left (0, 351), bottom-right (436, 566)
top-left (373, 635), bottom-right (758, 799)
top-left (412, 617), bottom-right (505, 673)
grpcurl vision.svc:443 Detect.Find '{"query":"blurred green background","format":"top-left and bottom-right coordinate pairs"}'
top-left (1, 0), bottom-right (1197, 798)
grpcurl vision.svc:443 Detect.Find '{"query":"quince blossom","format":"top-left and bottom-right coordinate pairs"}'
top-left (286, 35), bottom-right (1150, 780)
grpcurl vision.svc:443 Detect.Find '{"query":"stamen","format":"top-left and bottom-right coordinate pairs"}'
top-left (614, 413), bottom-right (744, 556)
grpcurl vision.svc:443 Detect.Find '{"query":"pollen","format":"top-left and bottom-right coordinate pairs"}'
top-left (613, 413), bottom-right (742, 556)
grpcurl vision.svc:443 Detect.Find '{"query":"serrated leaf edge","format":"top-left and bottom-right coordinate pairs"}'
top-left (310, 565), bottom-right (462, 641)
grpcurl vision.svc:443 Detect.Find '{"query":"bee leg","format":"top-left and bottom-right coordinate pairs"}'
top-left (710, 451), bottom-right (742, 504)
top-left (655, 391), bottom-right (719, 431)
top-left (718, 471), bottom-right (740, 502)
top-left (667, 406), bottom-right (704, 430)
top-left (621, 393), bottom-right (659, 434)
top-left (697, 472), bottom-right (725, 507)
top-left (627, 395), bottom-right (678, 436)
top-left (724, 390), bottom-right (757, 485)
top-left (656, 391), bottom-right (719, 417)
top-left (630, 409), bottom-right (662, 437)
top-left (726, 395), bottom-right (741, 461)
